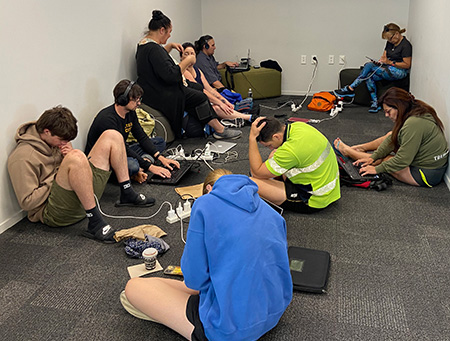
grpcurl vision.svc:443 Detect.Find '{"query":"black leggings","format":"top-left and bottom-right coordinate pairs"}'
top-left (183, 84), bottom-right (218, 137)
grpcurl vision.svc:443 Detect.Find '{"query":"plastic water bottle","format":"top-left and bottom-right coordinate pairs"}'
top-left (247, 88), bottom-right (253, 98)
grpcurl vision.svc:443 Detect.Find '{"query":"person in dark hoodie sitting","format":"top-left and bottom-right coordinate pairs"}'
top-left (120, 169), bottom-right (293, 341)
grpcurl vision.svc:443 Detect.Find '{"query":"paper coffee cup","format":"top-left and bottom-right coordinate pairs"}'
top-left (142, 247), bottom-right (158, 270)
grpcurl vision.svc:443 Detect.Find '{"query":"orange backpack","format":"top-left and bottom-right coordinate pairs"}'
top-left (307, 92), bottom-right (336, 112)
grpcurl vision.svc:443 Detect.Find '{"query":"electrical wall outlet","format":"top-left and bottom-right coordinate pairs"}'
top-left (328, 55), bottom-right (334, 65)
top-left (339, 55), bottom-right (346, 65)
top-left (301, 55), bottom-right (307, 65)
top-left (311, 55), bottom-right (317, 64)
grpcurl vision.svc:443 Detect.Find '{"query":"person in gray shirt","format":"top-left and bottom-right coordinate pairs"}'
top-left (194, 35), bottom-right (238, 90)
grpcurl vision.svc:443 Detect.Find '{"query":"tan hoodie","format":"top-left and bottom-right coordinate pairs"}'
top-left (7, 122), bottom-right (63, 223)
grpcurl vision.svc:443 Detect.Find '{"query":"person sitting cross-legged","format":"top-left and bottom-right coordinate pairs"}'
top-left (120, 169), bottom-right (292, 340)
top-left (249, 117), bottom-right (341, 213)
top-left (7, 106), bottom-right (154, 243)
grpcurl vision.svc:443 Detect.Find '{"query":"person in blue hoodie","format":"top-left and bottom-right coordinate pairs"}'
top-left (121, 169), bottom-right (293, 340)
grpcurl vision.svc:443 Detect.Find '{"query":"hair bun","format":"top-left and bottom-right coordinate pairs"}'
top-left (152, 10), bottom-right (163, 20)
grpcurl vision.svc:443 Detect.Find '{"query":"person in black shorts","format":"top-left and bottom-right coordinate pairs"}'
top-left (120, 168), bottom-right (292, 340)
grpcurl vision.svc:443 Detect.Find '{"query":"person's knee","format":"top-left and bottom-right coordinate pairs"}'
top-left (128, 157), bottom-right (140, 176)
top-left (98, 129), bottom-right (123, 144)
top-left (63, 149), bottom-right (89, 166)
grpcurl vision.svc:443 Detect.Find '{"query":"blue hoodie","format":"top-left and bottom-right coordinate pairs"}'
top-left (181, 175), bottom-right (293, 340)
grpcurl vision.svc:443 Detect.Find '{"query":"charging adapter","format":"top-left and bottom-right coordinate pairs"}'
top-left (291, 103), bottom-right (301, 112)
top-left (166, 200), bottom-right (192, 223)
top-left (166, 208), bottom-right (179, 223)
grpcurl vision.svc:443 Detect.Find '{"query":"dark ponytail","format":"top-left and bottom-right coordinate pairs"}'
top-left (148, 10), bottom-right (171, 31)
top-left (194, 35), bottom-right (213, 54)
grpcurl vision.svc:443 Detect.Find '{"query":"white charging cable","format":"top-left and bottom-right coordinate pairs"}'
top-left (291, 59), bottom-right (319, 112)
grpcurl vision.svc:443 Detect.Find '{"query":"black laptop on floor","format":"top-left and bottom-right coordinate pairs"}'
top-left (288, 246), bottom-right (331, 294)
top-left (147, 160), bottom-right (193, 185)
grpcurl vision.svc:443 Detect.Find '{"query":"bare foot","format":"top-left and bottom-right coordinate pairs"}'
top-left (351, 144), bottom-right (366, 152)
top-left (131, 169), bottom-right (148, 184)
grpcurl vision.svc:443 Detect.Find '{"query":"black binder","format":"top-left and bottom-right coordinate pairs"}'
top-left (288, 246), bottom-right (331, 294)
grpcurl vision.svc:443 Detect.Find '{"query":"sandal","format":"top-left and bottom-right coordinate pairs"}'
top-left (332, 138), bottom-right (349, 161)
top-left (82, 224), bottom-right (117, 243)
top-left (115, 193), bottom-right (155, 208)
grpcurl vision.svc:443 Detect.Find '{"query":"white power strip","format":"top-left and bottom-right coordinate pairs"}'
top-left (166, 201), bottom-right (192, 223)
top-left (168, 154), bottom-right (214, 161)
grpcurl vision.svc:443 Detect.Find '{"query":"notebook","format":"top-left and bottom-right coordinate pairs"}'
top-left (288, 246), bottom-right (331, 294)
top-left (231, 49), bottom-right (251, 71)
top-left (209, 141), bottom-right (236, 154)
top-left (147, 160), bottom-right (193, 185)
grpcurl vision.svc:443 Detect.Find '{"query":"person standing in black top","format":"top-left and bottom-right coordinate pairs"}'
top-left (85, 80), bottom-right (179, 182)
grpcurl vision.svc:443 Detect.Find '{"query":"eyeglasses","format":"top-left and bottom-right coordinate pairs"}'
top-left (132, 97), bottom-right (142, 103)
top-left (388, 32), bottom-right (397, 41)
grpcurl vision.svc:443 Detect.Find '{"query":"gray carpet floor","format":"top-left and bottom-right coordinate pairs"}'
top-left (1, 96), bottom-right (449, 341)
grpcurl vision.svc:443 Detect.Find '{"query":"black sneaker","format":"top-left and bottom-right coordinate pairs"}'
top-left (333, 86), bottom-right (355, 98)
top-left (82, 224), bottom-right (117, 243)
top-left (115, 193), bottom-right (155, 207)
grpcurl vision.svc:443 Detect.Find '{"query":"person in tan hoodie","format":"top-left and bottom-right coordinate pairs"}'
top-left (7, 106), bottom-right (154, 243)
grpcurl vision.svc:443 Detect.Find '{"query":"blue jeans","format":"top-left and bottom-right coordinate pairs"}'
top-left (127, 138), bottom-right (166, 176)
top-left (350, 62), bottom-right (409, 102)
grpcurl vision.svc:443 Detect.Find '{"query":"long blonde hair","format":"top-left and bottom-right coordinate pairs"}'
top-left (202, 169), bottom-right (232, 194)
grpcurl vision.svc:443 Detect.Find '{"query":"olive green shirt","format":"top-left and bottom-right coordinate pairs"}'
top-left (373, 114), bottom-right (448, 174)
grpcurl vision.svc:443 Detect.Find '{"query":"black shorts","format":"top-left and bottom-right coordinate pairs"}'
top-left (410, 164), bottom-right (448, 187)
top-left (281, 178), bottom-right (323, 214)
top-left (186, 295), bottom-right (207, 341)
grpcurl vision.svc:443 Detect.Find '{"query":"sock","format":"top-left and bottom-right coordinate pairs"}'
top-left (119, 180), bottom-right (138, 203)
top-left (86, 206), bottom-right (107, 231)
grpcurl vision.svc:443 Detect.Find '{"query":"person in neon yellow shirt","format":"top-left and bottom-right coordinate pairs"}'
top-left (249, 117), bottom-right (340, 213)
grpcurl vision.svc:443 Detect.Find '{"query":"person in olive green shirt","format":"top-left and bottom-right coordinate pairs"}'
top-left (334, 87), bottom-right (448, 187)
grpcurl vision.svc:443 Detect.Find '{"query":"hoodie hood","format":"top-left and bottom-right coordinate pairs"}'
top-left (209, 174), bottom-right (260, 213)
top-left (15, 122), bottom-right (54, 157)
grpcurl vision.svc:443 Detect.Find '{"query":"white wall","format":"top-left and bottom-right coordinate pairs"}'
top-left (407, 0), bottom-right (450, 186)
top-left (0, 0), bottom-right (202, 233)
top-left (2, 0), bottom-right (449, 234)
top-left (200, 0), bottom-right (409, 95)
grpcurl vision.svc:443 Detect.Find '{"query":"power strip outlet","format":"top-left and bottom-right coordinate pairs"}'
top-left (166, 209), bottom-right (191, 224)
top-left (166, 215), bottom-right (180, 224)
top-left (168, 154), bottom-right (214, 161)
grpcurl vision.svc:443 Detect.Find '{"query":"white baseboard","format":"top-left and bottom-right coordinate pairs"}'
top-left (444, 172), bottom-right (450, 191)
top-left (281, 90), bottom-right (333, 96)
top-left (0, 210), bottom-right (26, 235)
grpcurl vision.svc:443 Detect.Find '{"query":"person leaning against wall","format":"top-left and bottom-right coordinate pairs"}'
top-left (135, 10), bottom-right (241, 140)
top-left (334, 23), bottom-right (412, 113)
top-left (333, 87), bottom-right (449, 187)
top-left (194, 34), bottom-right (238, 91)
top-left (7, 106), bottom-right (154, 243)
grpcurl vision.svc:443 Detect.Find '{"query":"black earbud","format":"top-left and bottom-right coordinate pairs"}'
top-left (117, 81), bottom-right (135, 106)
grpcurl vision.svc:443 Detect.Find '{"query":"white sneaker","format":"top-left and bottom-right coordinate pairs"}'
top-left (221, 118), bottom-right (245, 128)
